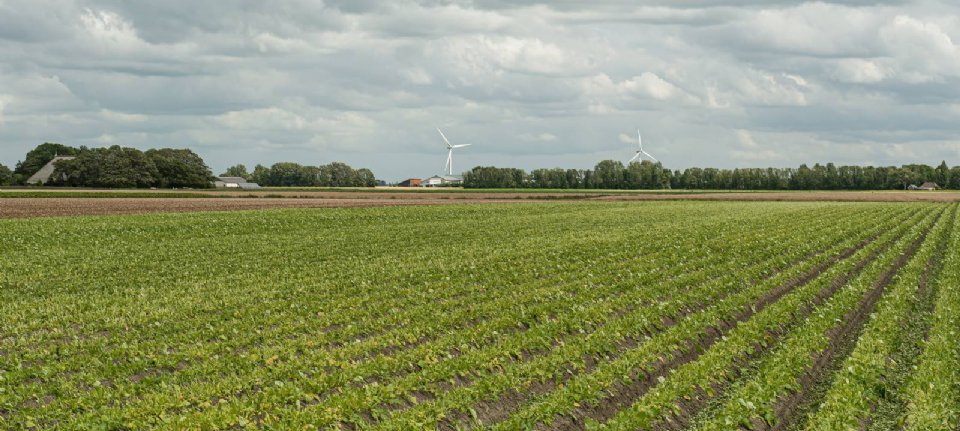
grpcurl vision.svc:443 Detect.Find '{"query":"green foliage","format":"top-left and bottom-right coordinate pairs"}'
top-left (465, 161), bottom-right (960, 190)
top-left (220, 164), bottom-right (251, 180)
top-left (145, 148), bottom-right (214, 188)
top-left (52, 145), bottom-right (159, 188)
top-left (803, 205), bottom-right (955, 430)
top-left (13, 142), bottom-right (80, 184)
top-left (248, 161), bottom-right (378, 187)
top-left (50, 146), bottom-right (212, 189)
top-left (0, 162), bottom-right (12, 186)
top-left (1, 202), bottom-right (958, 429)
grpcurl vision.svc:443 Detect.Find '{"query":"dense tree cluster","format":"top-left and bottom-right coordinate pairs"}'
top-left (49, 146), bottom-right (215, 188)
top-left (6, 143), bottom-right (214, 188)
top-left (0, 163), bottom-right (12, 186)
top-left (11, 142), bottom-right (379, 189)
top-left (463, 160), bottom-right (673, 189)
top-left (464, 161), bottom-right (959, 190)
top-left (244, 162), bottom-right (377, 187)
top-left (672, 162), bottom-right (958, 190)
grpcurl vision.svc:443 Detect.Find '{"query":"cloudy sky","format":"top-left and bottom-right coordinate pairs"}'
top-left (1, 1), bottom-right (960, 180)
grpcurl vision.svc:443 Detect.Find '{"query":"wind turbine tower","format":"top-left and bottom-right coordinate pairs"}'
top-left (437, 128), bottom-right (472, 176)
top-left (629, 129), bottom-right (658, 163)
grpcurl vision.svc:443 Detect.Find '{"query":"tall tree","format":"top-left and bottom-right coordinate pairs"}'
top-left (0, 163), bottom-right (12, 186)
top-left (594, 160), bottom-right (625, 189)
top-left (935, 160), bottom-right (950, 186)
top-left (355, 168), bottom-right (377, 187)
top-left (250, 164), bottom-right (270, 185)
top-left (220, 164), bottom-right (251, 180)
top-left (146, 148), bottom-right (213, 188)
top-left (54, 146), bottom-right (160, 188)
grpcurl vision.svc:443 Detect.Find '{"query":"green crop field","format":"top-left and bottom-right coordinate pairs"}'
top-left (2, 202), bottom-right (959, 430)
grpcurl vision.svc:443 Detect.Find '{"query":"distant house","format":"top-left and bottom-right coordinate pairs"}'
top-left (398, 178), bottom-right (422, 187)
top-left (424, 175), bottom-right (463, 187)
top-left (214, 176), bottom-right (262, 190)
top-left (918, 182), bottom-right (939, 190)
top-left (26, 156), bottom-right (76, 185)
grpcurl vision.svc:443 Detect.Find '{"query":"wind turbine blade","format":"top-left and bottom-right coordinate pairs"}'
top-left (437, 128), bottom-right (452, 148)
top-left (637, 130), bottom-right (643, 150)
top-left (453, 144), bottom-right (471, 148)
top-left (629, 153), bottom-right (641, 163)
top-left (641, 151), bottom-right (658, 162)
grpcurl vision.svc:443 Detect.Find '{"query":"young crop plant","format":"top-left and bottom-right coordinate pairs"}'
top-left (0, 201), bottom-right (954, 431)
top-left (804, 203), bottom-right (957, 430)
top-left (902, 205), bottom-right (960, 429)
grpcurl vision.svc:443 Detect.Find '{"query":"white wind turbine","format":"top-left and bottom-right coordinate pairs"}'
top-left (437, 128), bottom-right (472, 176)
top-left (628, 129), bottom-right (658, 163)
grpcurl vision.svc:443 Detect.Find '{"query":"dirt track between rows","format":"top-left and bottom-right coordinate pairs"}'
top-left (2, 190), bottom-right (958, 219)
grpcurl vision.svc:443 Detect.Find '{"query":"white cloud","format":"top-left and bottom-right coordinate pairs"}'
top-left (79, 8), bottom-right (143, 51)
top-left (99, 109), bottom-right (146, 123)
top-left (831, 59), bottom-right (889, 84)
top-left (734, 70), bottom-right (811, 106)
top-left (619, 72), bottom-right (680, 101)
top-left (431, 34), bottom-right (596, 83)
top-left (216, 107), bottom-right (309, 131)
top-left (0, 95), bottom-right (8, 124)
top-left (521, 132), bottom-right (558, 142)
top-left (879, 15), bottom-right (960, 82)
top-left (401, 68), bottom-right (433, 85)
top-left (736, 3), bottom-right (882, 56)
top-left (252, 32), bottom-right (310, 54)
top-left (731, 129), bottom-right (784, 163)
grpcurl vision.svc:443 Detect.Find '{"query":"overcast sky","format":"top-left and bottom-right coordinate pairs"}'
top-left (2, 1), bottom-right (960, 180)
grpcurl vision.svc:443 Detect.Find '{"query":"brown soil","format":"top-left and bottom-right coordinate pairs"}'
top-left (0, 197), bottom-right (524, 219)
top-left (80, 188), bottom-right (960, 202)
top-left (591, 191), bottom-right (960, 203)
top-left (2, 190), bottom-right (958, 219)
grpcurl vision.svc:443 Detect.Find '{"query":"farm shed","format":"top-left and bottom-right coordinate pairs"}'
top-left (424, 175), bottom-right (463, 187)
top-left (26, 156), bottom-right (76, 185)
top-left (214, 176), bottom-right (262, 189)
top-left (398, 178), bottom-right (422, 187)
top-left (909, 182), bottom-right (940, 190)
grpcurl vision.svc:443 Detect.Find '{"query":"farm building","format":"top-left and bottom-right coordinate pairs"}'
top-left (214, 176), bottom-right (262, 189)
top-left (424, 175), bottom-right (463, 187)
top-left (908, 182), bottom-right (940, 190)
top-left (26, 156), bottom-right (76, 185)
top-left (398, 178), bottom-right (422, 187)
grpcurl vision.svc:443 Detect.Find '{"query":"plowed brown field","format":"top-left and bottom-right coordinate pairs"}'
top-left (1, 190), bottom-right (958, 218)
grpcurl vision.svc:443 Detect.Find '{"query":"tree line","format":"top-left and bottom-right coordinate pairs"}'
top-left (220, 163), bottom-right (377, 187)
top-left (1, 143), bottom-right (378, 188)
top-left (4, 143), bottom-right (214, 188)
top-left (464, 160), bottom-right (960, 190)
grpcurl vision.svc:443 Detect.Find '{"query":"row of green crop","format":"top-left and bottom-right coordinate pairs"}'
top-left (803, 203), bottom-right (957, 429)
top-left (0, 202), bottom-right (937, 430)
top-left (0, 203), bottom-right (873, 429)
top-left (902, 204), bottom-right (960, 429)
top-left (60, 205), bottom-right (900, 428)
top-left (564, 204), bottom-right (941, 430)
top-left (121, 204), bottom-right (878, 429)
top-left (364, 205), bottom-right (928, 429)
top-left (685, 206), bottom-right (944, 430)
top-left (481, 205), bottom-right (930, 431)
